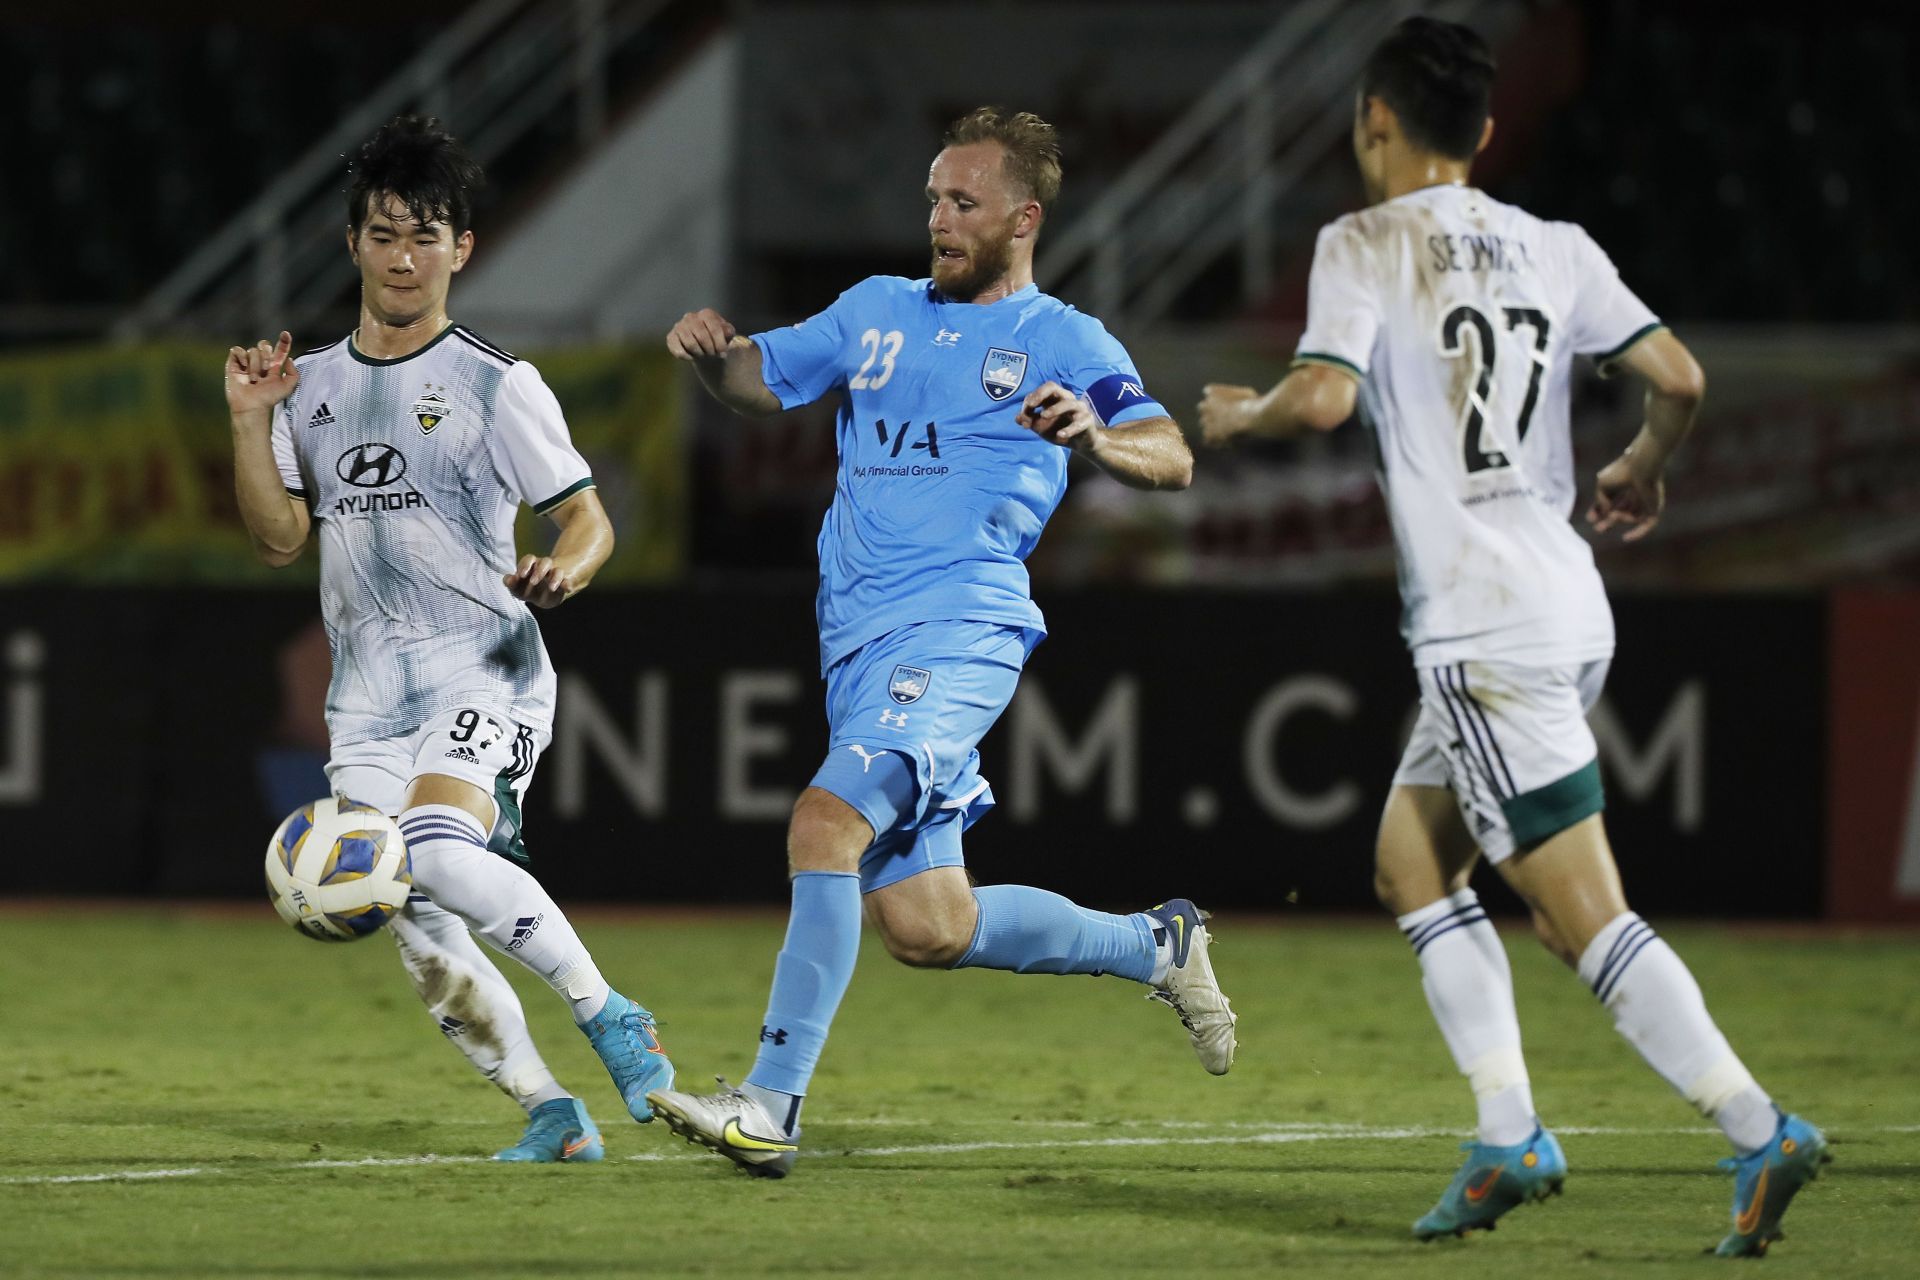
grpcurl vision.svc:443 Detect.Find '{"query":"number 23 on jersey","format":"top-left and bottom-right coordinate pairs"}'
top-left (850, 329), bottom-right (903, 390)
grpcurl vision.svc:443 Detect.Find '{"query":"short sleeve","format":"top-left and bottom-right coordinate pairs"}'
top-left (1293, 221), bottom-right (1380, 379)
top-left (488, 361), bottom-right (595, 515)
top-left (273, 397), bottom-right (305, 499)
top-left (749, 283), bottom-right (864, 410)
top-left (1562, 225), bottom-right (1662, 368)
top-left (1051, 313), bottom-right (1168, 427)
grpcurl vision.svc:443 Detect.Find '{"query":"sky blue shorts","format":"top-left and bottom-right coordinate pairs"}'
top-left (807, 620), bottom-right (1038, 893)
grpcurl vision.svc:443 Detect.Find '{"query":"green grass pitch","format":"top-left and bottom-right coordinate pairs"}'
top-left (2, 906), bottom-right (1915, 1278)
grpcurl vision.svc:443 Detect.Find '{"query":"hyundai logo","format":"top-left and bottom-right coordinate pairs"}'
top-left (336, 443), bottom-right (407, 488)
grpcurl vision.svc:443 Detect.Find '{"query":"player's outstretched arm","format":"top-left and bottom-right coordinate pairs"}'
top-left (225, 332), bottom-right (310, 567)
top-left (1196, 363), bottom-right (1357, 448)
top-left (1587, 330), bottom-right (1705, 542)
top-left (666, 308), bottom-right (782, 417)
top-left (505, 487), bottom-right (614, 608)
top-left (1017, 382), bottom-right (1192, 490)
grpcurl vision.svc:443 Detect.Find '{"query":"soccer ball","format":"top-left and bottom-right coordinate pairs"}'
top-left (264, 795), bottom-right (413, 942)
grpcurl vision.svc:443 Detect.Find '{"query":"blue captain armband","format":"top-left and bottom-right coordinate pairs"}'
top-left (1086, 372), bottom-right (1156, 424)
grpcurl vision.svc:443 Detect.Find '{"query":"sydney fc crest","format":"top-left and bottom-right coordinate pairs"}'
top-left (981, 348), bottom-right (1029, 401)
top-left (888, 664), bottom-right (931, 704)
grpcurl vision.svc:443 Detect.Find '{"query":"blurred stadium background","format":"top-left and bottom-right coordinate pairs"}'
top-left (3, 0), bottom-right (1917, 930)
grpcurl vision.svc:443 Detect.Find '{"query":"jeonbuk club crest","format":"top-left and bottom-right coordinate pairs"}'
top-left (981, 348), bottom-right (1028, 401)
top-left (413, 391), bottom-right (450, 434)
top-left (888, 664), bottom-right (931, 704)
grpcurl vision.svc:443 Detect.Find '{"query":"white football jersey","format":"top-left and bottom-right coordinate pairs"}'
top-left (1295, 184), bottom-right (1661, 667)
top-left (272, 326), bottom-right (593, 747)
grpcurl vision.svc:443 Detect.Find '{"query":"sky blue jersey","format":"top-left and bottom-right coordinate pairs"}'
top-left (751, 276), bottom-right (1168, 671)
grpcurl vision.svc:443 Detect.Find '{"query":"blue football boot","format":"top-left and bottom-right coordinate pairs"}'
top-left (578, 990), bottom-right (674, 1123)
top-left (1715, 1112), bottom-right (1829, 1257)
top-left (492, 1096), bottom-right (604, 1163)
top-left (1414, 1125), bottom-right (1567, 1239)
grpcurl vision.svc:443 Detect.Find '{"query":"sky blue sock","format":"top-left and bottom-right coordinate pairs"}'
top-left (954, 884), bottom-right (1156, 983)
top-left (744, 870), bottom-right (862, 1099)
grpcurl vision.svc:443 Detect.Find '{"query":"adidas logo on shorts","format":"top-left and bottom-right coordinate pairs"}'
top-left (443, 745), bottom-right (479, 764)
top-left (438, 1015), bottom-right (467, 1038)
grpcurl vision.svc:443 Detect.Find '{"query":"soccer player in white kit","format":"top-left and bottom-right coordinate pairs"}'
top-left (224, 116), bottom-right (672, 1164)
top-left (1198, 18), bottom-right (1825, 1256)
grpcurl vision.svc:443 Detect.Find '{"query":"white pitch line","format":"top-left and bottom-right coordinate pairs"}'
top-left (1, 1152), bottom-right (680, 1186)
top-left (3, 1122), bottom-right (1904, 1189)
top-left (10, 1167), bottom-right (212, 1186)
top-left (833, 1127), bottom-right (1447, 1158)
top-left (826, 1124), bottom-right (1731, 1159)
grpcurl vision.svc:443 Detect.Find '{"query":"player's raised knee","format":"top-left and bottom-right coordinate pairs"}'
top-left (785, 787), bottom-right (870, 875)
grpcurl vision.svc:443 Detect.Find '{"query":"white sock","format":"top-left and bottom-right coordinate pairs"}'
top-left (1578, 912), bottom-right (1777, 1154)
top-left (1398, 890), bottom-right (1537, 1146)
top-left (399, 805), bottom-right (613, 1024)
top-left (739, 1081), bottom-right (803, 1137)
top-left (390, 896), bottom-right (569, 1111)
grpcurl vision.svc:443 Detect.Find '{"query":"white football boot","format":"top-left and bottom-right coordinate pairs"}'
top-left (1142, 899), bottom-right (1238, 1074)
top-left (647, 1078), bottom-right (800, 1178)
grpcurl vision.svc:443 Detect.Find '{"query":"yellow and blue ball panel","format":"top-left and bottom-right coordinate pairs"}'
top-left (325, 902), bottom-right (400, 938)
top-left (275, 804), bottom-right (317, 876)
top-left (318, 833), bottom-right (384, 885)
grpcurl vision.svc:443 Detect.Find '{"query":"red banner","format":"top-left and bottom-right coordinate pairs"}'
top-left (1827, 590), bottom-right (1920, 922)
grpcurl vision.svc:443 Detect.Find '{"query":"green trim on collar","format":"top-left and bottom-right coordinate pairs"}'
top-left (348, 324), bottom-right (458, 367)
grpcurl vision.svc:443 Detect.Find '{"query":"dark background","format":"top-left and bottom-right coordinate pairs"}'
top-left (0, 588), bottom-right (1827, 916)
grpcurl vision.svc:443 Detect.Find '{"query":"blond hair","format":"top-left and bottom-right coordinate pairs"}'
top-left (942, 106), bottom-right (1062, 210)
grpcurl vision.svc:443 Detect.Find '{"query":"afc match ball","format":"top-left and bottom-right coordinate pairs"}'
top-left (264, 795), bottom-right (413, 942)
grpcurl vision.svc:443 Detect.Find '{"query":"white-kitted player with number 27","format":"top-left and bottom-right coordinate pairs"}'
top-left (224, 114), bottom-right (671, 1165)
top-left (1198, 16), bottom-right (1825, 1257)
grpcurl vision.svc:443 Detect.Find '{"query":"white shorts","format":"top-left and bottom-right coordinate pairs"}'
top-left (1393, 659), bottom-right (1609, 863)
top-left (326, 705), bottom-right (547, 863)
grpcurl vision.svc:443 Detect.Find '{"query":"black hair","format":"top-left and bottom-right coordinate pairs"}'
top-left (345, 115), bottom-right (485, 233)
top-left (1359, 17), bottom-right (1496, 161)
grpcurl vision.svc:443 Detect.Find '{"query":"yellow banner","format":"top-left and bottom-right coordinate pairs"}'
top-left (0, 343), bottom-right (683, 583)
top-left (513, 345), bottom-right (685, 583)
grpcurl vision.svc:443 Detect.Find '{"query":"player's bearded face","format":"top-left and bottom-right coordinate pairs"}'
top-left (927, 142), bottom-right (1033, 302)
top-left (929, 208), bottom-right (1018, 300)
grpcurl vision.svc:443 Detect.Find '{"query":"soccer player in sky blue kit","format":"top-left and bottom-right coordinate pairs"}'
top-left (645, 107), bottom-right (1237, 1176)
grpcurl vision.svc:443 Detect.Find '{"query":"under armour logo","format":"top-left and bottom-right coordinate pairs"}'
top-left (848, 744), bottom-right (885, 772)
top-left (878, 709), bottom-right (909, 728)
top-left (932, 329), bottom-right (962, 346)
top-left (760, 1025), bottom-right (789, 1046)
